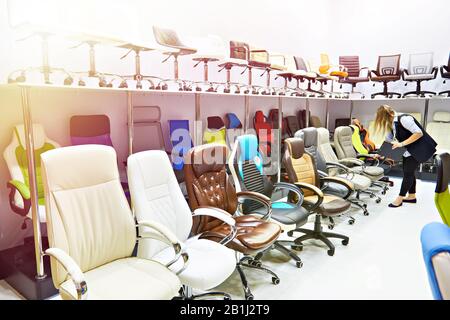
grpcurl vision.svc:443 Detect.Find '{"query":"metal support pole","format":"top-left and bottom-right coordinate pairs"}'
top-left (325, 99), bottom-right (330, 130)
top-left (21, 86), bottom-right (46, 279)
top-left (349, 100), bottom-right (354, 121)
top-left (127, 91), bottom-right (134, 156)
top-left (174, 55), bottom-right (179, 81)
top-left (423, 98), bottom-right (430, 130)
top-left (277, 96), bottom-right (283, 183)
top-left (244, 95), bottom-right (250, 131)
top-left (88, 42), bottom-right (96, 77)
top-left (305, 99), bottom-right (310, 127)
top-left (194, 93), bottom-right (201, 146)
top-left (41, 34), bottom-right (50, 84)
top-left (204, 61), bottom-right (209, 82)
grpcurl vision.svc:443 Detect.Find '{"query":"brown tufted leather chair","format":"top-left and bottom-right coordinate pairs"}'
top-left (283, 138), bottom-right (351, 257)
top-left (184, 143), bottom-right (282, 300)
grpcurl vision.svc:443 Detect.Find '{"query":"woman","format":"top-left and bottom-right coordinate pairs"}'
top-left (375, 105), bottom-right (437, 208)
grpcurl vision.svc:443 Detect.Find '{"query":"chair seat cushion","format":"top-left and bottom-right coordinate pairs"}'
top-left (192, 55), bottom-right (222, 62)
top-left (248, 60), bottom-right (271, 68)
top-left (270, 63), bottom-right (287, 71)
top-left (338, 173), bottom-right (372, 190)
top-left (340, 76), bottom-right (370, 83)
top-left (218, 58), bottom-right (248, 67)
top-left (371, 75), bottom-right (401, 82)
top-left (200, 215), bottom-right (281, 254)
top-left (353, 166), bottom-right (384, 179)
top-left (153, 238), bottom-right (235, 291)
top-left (304, 195), bottom-right (351, 216)
top-left (59, 257), bottom-right (181, 300)
top-left (403, 73), bottom-right (435, 81)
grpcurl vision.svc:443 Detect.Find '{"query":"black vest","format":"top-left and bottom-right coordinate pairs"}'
top-left (395, 114), bottom-right (437, 163)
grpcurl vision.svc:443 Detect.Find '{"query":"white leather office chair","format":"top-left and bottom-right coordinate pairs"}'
top-left (41, 145), bottom-right (184, 300)
top-left (427, 112), bottom-right (450, 154)
top-left (127, 150), bottom-right (236, 300)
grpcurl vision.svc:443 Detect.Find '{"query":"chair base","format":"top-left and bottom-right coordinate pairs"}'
top-left (287, 215), bottom-right (349, 257)
top-left (236, 256), bottom-right (280, 300)
top-left (438, 90), bottom-right (450, 97)
top-left (371, 91), bottom-right (402, 99)
top-left (178, 285), bottom-right (231, 300)
top-left (403, 90), bottom-right (436, 98)
top-left (155, 79), bottom-right (193, 91)
top-left (254, 240), bottom-right (304, 269)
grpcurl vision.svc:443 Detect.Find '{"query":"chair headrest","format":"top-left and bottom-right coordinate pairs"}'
top-left (70, 114), bottom-right (110, 137)
top-left (189, 143), bottom-right (228, 178)
top-left (317, 128), bottom-right (331, 145)
top-left (237, 135), bottom-right (259, 162)
top-left (14, 124), bottom-right (47, 150)
top-left (335, 126), bottom-right (353, 139)
top-left (433, 112), bottom-right (450, 122)
top-left (254, 111), bottom-right (267, 123)
top-left (226, 113), bottom-right (242, 129)
top-left (296, 128), bottom-right (317, 148)
top-left (285, 138), bottom-right (304, 159)
top-left (207, 116), bottom-right (225, 129)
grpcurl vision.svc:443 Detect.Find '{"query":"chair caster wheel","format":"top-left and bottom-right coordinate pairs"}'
top-left (328, 224), bottom-right (335, 230)
top-left (195, 87), bottom-right (202, 92)
top-left (327, 249), bottom-right (335, 256)
top-left (224, 295), bottom-right (232, 300)
top-left (342, 239), bottom-right (349, 246)
top-left (272, 277), bottom-right (280, 285)
top-left (78, 80), bottom-right (86, 87)
top-left (363, 204), bottom-right (368, 209)
top-left (235, 90), bottom-right (241, 94)
top-left (250, 261), bottom-right (262, 268)
top-left (287, 231), bottom-right (294, 237)
top-left (382, 191), bottom-right (386, 195)
top-left (162, 85), bottom-right (168, 90)
top-left (376, 199), bottom-right (381, 204)
top-left (224, 89), bottom-right (230, 93)
top-left (370, 194), bottom-right (375, 199)
top-left (99, 80), bottom-right (107, 87)
top-left (364, 211), bottom-right (370, 216)
top-left (64, 78), bottom-right (73, 86)
top-left (291, 245), bottom-right (303, 251)
top-left (348, 219), bottom-right (355, 225)
top-left (244, 90), bottom-right (249, 94)
top-left (296, 261), bottom-right (303, 269)
top-left (245, 294), bottom-right (254, 300)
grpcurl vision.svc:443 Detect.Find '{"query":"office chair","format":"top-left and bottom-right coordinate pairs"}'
top-left (426, 112), bottom-right (450, 155)
top-left (229, 41), bottom-right (271, 95)
top-left (439, 53), bottom-right (450, 97)
top-left (370, 54), bottom-right (402, 98)
top-left (338, 56), bottom-right (370, 98)
top-left (131, 105), bottom-right (166, 153)
top-left (215, 38), bottom-right (248, 94)
top-left (318, 53), bottom-right (349, 98)
top-left (225, 113), bottom-right (244, 150)
top-left (296, 127), bottom-right (367, 219)
top-left (127, 150), bottom-right (236, 300)
top-left (152, 26), bottom-right (197, 91)
top-left (4, 124), bottom-right (59, 229)
top-left (253, 111), bottom-right (274, 157)
top-left (184, 143), bottom-right (282, 300)
top-left (294, 56), bottom-right (320, 96)
top-left (203, 116), bottom-right (227, 145)
top-left (421, 222), bottom-right (450, 300)
top-left (283, 138), bottom-right (351, 256)
top-left (41, 145), bottom-right (184, 300)
top-left (229, 134), bottom-right (309, 268)
top-left (333, 126), bottom-right (389, 197)
top-left (402, 52), bottom-right (438, 97)
top-left (286, 115), bottom-right (302, 137)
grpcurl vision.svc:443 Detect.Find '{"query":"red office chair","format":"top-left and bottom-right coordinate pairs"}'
top-left (253, 111), bottom-right (274, 157)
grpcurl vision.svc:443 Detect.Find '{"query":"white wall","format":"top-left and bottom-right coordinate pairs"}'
top-left (0, 0), bottom-right (449, 250)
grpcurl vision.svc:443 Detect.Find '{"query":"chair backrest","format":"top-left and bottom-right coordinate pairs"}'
top-left (188, 34), bottom-right (225, 59)
top-left (4, 124), bottom-right (59, 205)
top-left (294, 56), bottom-right (309, 72)
top-left (339, 56), bottom-right (360, 77)
top-left (286, 116), bottom-right (300, 137)
top-left (334, 126), bottom-right (357, 159)
top-left (352, 119), bottom-right (376, 152)
top-left (132, 106), bottom-right (165, 153)
top-left (419, 112), bottom-right (450, 153)
top-left (204, 116), bottom-right (226, 145)
top-left (317, 127), bottom-right (340, 176)
top-left (409, 52), bottom-right (434, 75)
top-left (310, 116), bottom-right (322, 128)
top-left (184, 144), bottom-right (238, 234)
top-left (295, 127), bottom-right (327, 172)
top-left (41, 145), bottom-right (135, 288)
top-left (253, 111), bottom-right (273, 156)
top-left (128, 150), bottom-right (193, 258)
top-left (152, 26), bottom-right (196, 54)
top-left (435, 152), bottom-right (450, 226)
top-left (168, 120), bottom-right (193, 171)
top-left (207, 116), bottom-right (225, 130)
top-left (283, 138), bottom-right (320, 197)
top-left (350, 125), bottom-right (370, 155)
top-left (230, 41), bottom-right (250, 60)
top-left (319, 53), bottom-right (331, 74)
top-left (225, 113), bottom-right (244, 151)
top-left (226, 113), bottom-right (243, 129)
top-left (70, 114), bottom-right (113, 147)
top-left (377, 54), bottom-right (401, 76)
top-left (408, 52), bottom-right (434, 75)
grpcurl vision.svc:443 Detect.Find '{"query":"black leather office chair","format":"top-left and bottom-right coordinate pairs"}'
top-left (439, 53), bottom-right (450, 97)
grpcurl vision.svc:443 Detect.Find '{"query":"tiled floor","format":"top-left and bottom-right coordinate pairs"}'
top-left (0, 178), bottom-right (439, 300)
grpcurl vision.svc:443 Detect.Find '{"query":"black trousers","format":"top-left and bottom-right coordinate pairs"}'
top-left (399, 156), bottom-right (420, 197)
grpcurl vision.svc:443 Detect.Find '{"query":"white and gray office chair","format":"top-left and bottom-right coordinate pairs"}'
top-left (41, 145), bottom-right (184, 300)
top-left (127, 150), bottom-right (236, 300)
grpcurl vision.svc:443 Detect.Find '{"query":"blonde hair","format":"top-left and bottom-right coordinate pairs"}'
top-left (375, 105), bottom-right (395, 136)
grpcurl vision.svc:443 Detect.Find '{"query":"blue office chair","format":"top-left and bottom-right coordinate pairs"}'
top-left (168, 120), bottom-right (193, 171)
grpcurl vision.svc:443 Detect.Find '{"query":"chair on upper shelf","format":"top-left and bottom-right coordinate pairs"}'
top-left (294, 56), bottom-right (320, 96)
top-left (3, 124), bottom-right (60, 229)
top-left (439, 53), bottom-right (450, 97)
top-left (229, 41), bottom-right (272, 95)
top-left (184, 143), bottom-right (282, 300)
top-left (152, 26), bottom-right (197, 91)
top-left (339, 55), bottom-right (370, 98)
top-left (318, 53), bottom-right (349, 98)
top-left (370, 54), bottom-right (402, 98)
top-left (283, 138), bottom-right (351, 256)
top-left (127, 150), bottom-right (236, 300)
top-left (41, 145), bottom-right (184, 300)
top-left (203, 116), bottom-right (227, 145)
top-left (402, 52), bottom-right (438, 97)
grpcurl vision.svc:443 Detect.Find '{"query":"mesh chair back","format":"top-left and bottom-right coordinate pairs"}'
top-left (409, 52), bottom-right (434, 75)
top-left (339, 56), bottom-right (360, 77)
top-left (294, 56), bottom-right (309, 72)
top-left (377, 54), bottom-right (401, 76)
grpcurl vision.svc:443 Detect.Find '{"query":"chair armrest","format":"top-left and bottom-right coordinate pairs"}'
top-left (318, 170), bottom-right (329, 178)
top-left (137, 220), bottom-right (189, 275)
top-left (236, 191), bottom-right (272, 220)
top-left (193, 207), bottom-right (237, 246)
top-left (326, 162), bottom-right (356, 180)
top-left (45, 248), bottom-right (87, 300)
top-left (369, 70), bottom-right (379, 78)
top-left (441, 65), bottom-right (449, 76)
top-left (7, 180), bottom-right (31, 217)
top-left (273, 182), bottom-right (305, 206)
top-left (320, 177), bottom-right (354, 199)
top-left (338, 158), bottom-right (365, 166)
top-left (432, 66), bottom-right (439, 78)
top-left (356, 154), bottom-right (380, 166)
top-left (294, 182), bottom-right (324, 212)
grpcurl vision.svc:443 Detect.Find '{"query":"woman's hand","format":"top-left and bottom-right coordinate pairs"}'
top-left (392, 142), bottom-right (403, 150)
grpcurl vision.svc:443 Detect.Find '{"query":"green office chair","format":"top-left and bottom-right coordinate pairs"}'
top-left (435, 153), bottom-right (450, 226)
